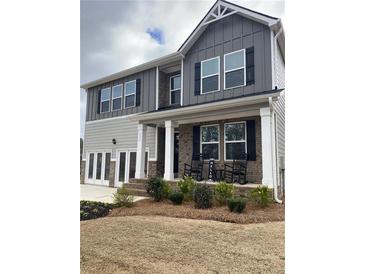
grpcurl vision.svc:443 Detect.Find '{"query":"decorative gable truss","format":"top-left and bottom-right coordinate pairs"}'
top-left (202, 1), bottom-right (237, 26)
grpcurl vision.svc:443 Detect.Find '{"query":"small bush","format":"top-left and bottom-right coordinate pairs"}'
top-left (193, 183), bottom-right (213, 209)
top-left (80, 200), bottom-right (113, 221)
top-left (169, 191), bottom-right (184, 205)
top-left (250, 186), bottom-right (271, 207)
top-left (214, 181), bottom-right (234, 206)
top-left (145, 177), bottom-right (171, 202)
top-left (113, 186), bottom-right (133, 208)
top-left (227, 198), bottom-right (246, 213)
top-left (177, 176), bottom-right (197, 200)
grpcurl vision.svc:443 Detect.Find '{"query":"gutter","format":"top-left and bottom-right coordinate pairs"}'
top-left (269, 96), bottom-right (282, 204)
top-left (130, 91), bottom-right (282, 122)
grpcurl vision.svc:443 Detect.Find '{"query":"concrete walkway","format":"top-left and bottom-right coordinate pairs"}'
top-left (80, 184), bottom-right (147, 203)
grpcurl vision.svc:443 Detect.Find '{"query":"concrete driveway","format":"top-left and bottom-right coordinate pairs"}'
top-left (80, 184), bottom-right (146, 203)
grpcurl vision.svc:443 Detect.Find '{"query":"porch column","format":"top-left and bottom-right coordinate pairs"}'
top-left (135, 123), bottom-right (147, 179)
top-left (260, 107), bottom-right (274, 188)
top-left (164, 120), bottom-right (175, 181)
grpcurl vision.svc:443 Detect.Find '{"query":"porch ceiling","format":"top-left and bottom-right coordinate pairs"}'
top-left (131, 90), bottom-right (281, 126)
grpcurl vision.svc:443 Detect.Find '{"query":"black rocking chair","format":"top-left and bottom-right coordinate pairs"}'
top-left (223, 153), bottom-right (248, 185)
top-left (183, 154), bottom-right (204, 181)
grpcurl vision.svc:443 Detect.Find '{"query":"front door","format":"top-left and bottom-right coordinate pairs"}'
top-left (115, 149), bottom-right (149, 187)
top-left (174, 133), bottom-right (179, 175)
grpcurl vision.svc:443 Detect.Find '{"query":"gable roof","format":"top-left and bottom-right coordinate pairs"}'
top-left (81, 0), bottom-right (284, 89)
top-left (178, 0), bottom-right (281, 55)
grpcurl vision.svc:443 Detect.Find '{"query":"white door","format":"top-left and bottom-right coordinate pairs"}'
top-left (115, 149), bottom-right (149, 187)
top-left (86, 151), bottom-right (111, 186)
top-left (115, 151), bottom-right (127, 187)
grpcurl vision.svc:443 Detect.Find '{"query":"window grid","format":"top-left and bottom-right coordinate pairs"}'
top-left (224, 48), bottom-right (246, 90)
top-left (200, 124), bottom-right (220, 160)
top-left (170, 74), bottom-right (181, 105)
top-left (124, 80), bottom-right (136, 109)
top-left (224, 121), bottom-right (247, 161)
top-left (111, 84), bottom-right (123, 111)
top-left (201, 56), bottom-right (220, 94)
top-left (100, 87), bottom-right (111, 113)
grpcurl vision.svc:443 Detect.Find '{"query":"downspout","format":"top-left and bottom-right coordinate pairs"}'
top-left (269, 97), bottom-right (283, 204)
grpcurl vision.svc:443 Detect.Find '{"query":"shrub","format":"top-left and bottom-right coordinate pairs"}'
top-left (169, 191), bottom-right (184, 205)
top-left (113, 186), bottom-right (133, 208)
top-left (214, 181), bottom-right (234, 206)
top-left (145, 177), bottom-right (171, 202)
top-left (227, 198), bottom-right (246, 213)
top-left (193, 183), bottom-right (213, 209)
top-left (80, 200), bottom-right (113, 221)
top-left (249, 186), bottom-right (271, 207)
top-left (177, 176), bottom-right (197, 200)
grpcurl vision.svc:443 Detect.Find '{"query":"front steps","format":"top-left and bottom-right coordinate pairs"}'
top-left (123, 179), bottom-right (150, 197)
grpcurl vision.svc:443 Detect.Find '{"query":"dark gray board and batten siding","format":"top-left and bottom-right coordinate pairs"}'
top-left (86, 68), bottom-right (156, 121)
top-left (183, 14), bottom-right (272, 106)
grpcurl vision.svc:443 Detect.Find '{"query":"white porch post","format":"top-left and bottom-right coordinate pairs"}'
top-left (135, 123), bottom-right (147, 179)
top-left (260, 107), bottom-right (274, 188)
top-left (164, 120), bottom-right (175, 181)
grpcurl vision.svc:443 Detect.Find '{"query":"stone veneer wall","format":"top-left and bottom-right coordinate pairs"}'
top-left (148, 161), bottom-right (157, 177)
top-left (80, 160), bottom-right (86, 184)
top-left (108, 161), bottom-right (116, 187)
top-left (178, 116), bottom-right (262, 183)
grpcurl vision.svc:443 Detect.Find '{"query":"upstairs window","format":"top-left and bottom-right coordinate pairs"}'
top-left (124, 80), bottom-right (136, 108)
top-left (224, 49), bottom-right (246, 89)
top-left (201, 57), bottom-right (220, 94)
top-left (100, 87), bottom-right (111, 113)
top-left (224, 122), bottom-right (247, 160)
top-left (170, 74), bottom-right (181, 105)
top-left (201, 125), bottom-right (220, 160)
top-left (112, 84), bottom-right (122, 111)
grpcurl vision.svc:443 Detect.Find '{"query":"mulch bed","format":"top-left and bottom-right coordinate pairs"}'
top-left (109, 198), bottom-right (284, 225)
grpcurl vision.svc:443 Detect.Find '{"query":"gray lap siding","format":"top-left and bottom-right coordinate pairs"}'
top-left (178, 116), bottom-right (262, 183)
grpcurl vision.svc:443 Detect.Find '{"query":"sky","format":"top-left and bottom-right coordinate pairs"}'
top-left (80, 0), bottom-right (285, 137)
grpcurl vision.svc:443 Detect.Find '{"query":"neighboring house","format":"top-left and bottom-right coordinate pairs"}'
top-left (80, 0), bottom-right (285, 198)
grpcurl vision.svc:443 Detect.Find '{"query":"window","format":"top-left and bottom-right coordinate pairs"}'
top-left (224, 49), bottom-right (246, 89)
top-left (100, 88), bottom-right (111, 112)
top-left (224, 122), bottom-right (247, 160)
top-left (112, 84), bottom-right (122, 111)
top-left (201, 125), bottom-right (219, 160)
top-left (201, 57), bottom-right (220, 93)
top-left (88, 153), bottom-right (94, 179)
top-left (104, 153), bottom-right (111, 180)
top-left (129, 152), bottom-right (137, 179)
top-left (170, 75), bottom-right (181, 105)
top-left (124, 80), bottom-right (136, 108)
top-left (96, 152), bottom-right (102, 179)
top-left (118, 152), bottom-right (126, 182)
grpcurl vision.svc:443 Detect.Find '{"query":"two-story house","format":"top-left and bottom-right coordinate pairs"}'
top-left (80, 0), bottom-right (285, 200)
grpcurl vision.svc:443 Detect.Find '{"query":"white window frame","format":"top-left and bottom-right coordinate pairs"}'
top-left (100, 87), bottom-right (111, 113)
top-left (111, 84), bottom-right (123, 111)
top-left (124, 80), bottom-right (136, 109)
top-left (169, 74), bottom-right (181, 105)
top-left (200, 124), bottom-right (220, 160)
top-left (224, 48), bottom-right (246, 90)
top-left (224, 121), bottom-right (247, 161)
top-left (201, 56), bottom-right (220, 94)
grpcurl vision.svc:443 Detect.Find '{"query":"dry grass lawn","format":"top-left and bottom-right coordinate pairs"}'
top-left (81, 216), bottom-right (284, 274)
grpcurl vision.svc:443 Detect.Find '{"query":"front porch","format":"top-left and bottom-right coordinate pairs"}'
top-left (131, 95), bottom-right (279, 189)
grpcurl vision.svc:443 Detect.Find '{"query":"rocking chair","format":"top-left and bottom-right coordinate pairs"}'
top-left (183, 154), bottom-right (204, 181)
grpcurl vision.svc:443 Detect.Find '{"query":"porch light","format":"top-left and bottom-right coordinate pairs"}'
top-left (112, 139), bottom-right (116, 145)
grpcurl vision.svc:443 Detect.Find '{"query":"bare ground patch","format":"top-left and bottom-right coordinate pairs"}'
top-left (81, 216), bottom-right (284, 274)
top-left (108, 199), bottom-right (284, 225)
